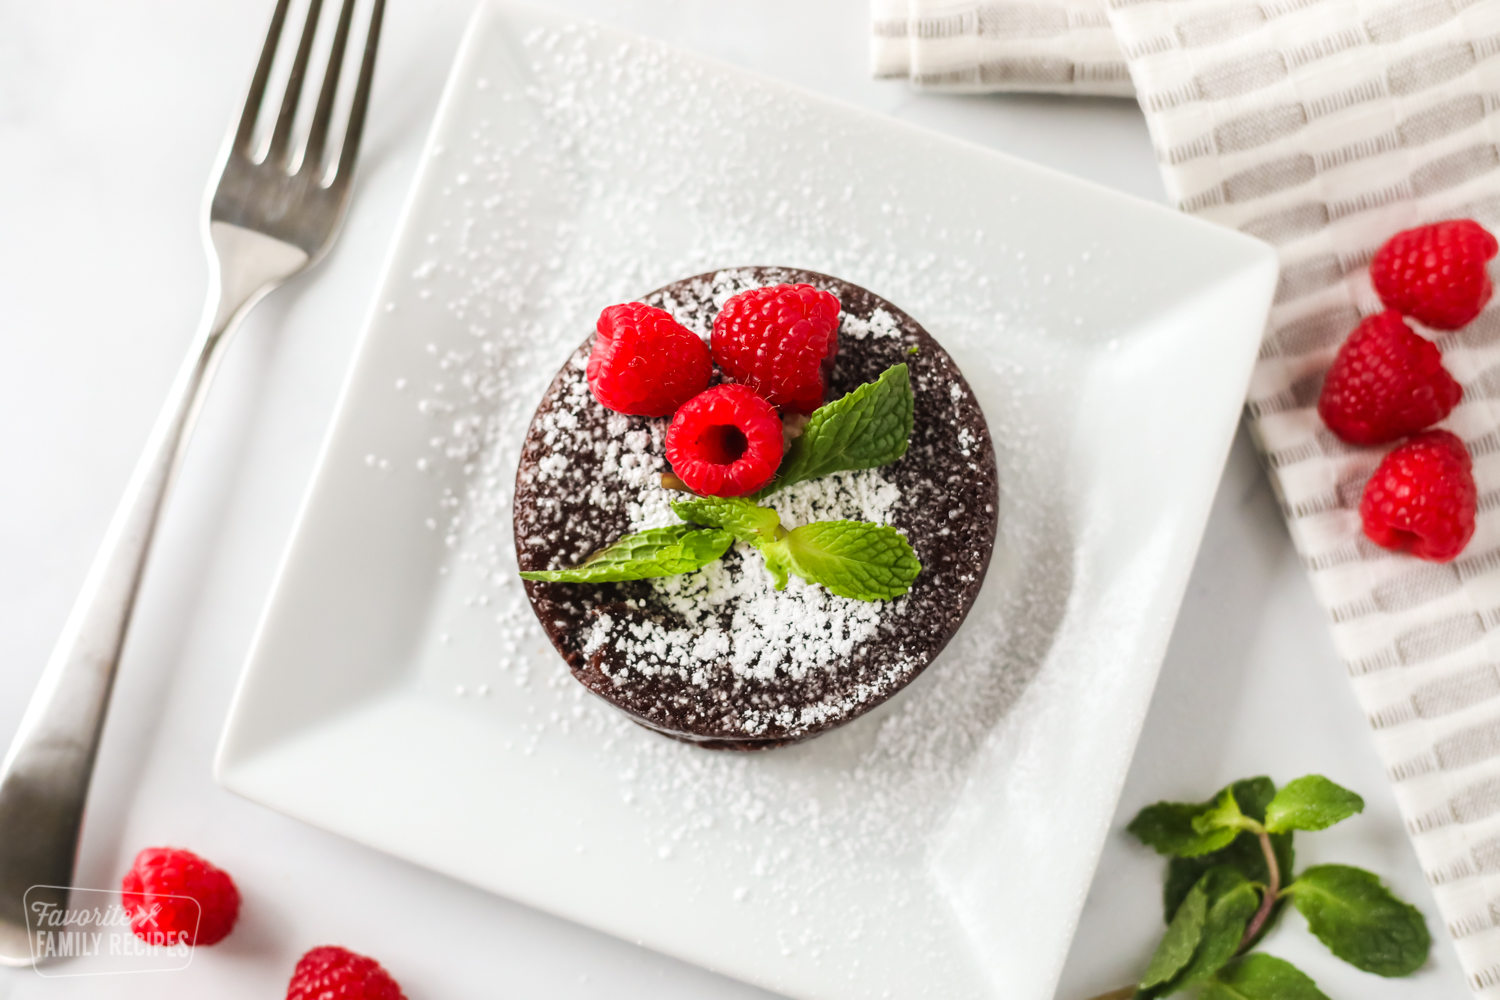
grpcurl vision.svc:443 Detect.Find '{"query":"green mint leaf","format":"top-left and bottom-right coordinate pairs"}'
top-left (1166, 841), bottom-right (1292, 948)
top-left (766, 363), bottom-right (913, 493)
top-left (1130, 802), bottom-right (1238, 859)
top-left (1133, 778), bottom-right (1279, 861)
top-left (519, 525), bottom-right (733, 583)
top-left (1164, 857), bottom-right (1216, 923)
top-left (1193, 787), bottom-right (1252, 836)
top-left (1224, 776), bottom-right (1277, 825)
top-left (672, 496), bottom-right (782, 545)
top-left (1201, 955), bottom-right (1330, 1000)
top-left (761, 520), bottom-right (921, 600)
top-left (1287, 864), bottom-right (1430, 976)
top-left (761, 542), bottom-right (792, 591)
top-left (1264, 775), bottom-right (1364, 834)
top-left (1171, 867), bottom-right (1261, 990)
top-left (1140, 880), bottom-right (1208, 989)
top-left (1163, 779), bottom-right (1292, 932)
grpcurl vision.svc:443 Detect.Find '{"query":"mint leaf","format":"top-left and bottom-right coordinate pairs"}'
top-left (1172, 867), bottom-right (1261, 990)
top-left (1130, 780), bottom-right (1257, 861)
top-left (761, 520), bottom-right (921, 600)
top-left (669, 499), bottom-right (921, 600)
top-left (1140, 880), bottom-right (1208, 989)
top-left (1201, 955), bottom-right (1330, 1000)
top-left (1163, 779), bottom-right (1292, 933)
top-left (1166, 841), bottom-right (1292, 949)
top-left (1264, 776), bottom-right (1364, 834)
top-left (1131, 802), bottom-right (1237, 859)
top-left (672, 496), bottom-right (781, 545)
top-left (766, 363), bottom-right (913, 493)
top-left (1288, 865), bottom-right (1429, 976)
top-left (519, 525), bottom-right (733, 583)
top-left (1193, 787), bottom-right (1252, 837)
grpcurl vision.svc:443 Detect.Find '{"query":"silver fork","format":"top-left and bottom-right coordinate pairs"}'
top-left (0, 0), bottom-right (384, 965)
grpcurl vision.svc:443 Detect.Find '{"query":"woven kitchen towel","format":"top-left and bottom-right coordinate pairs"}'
top-left (878, 0), bottom-right (1500, 994)
top-left (871, 0), bottom-right (1134, 94)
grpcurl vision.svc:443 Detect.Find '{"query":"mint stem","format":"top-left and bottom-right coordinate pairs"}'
top-left (1238, 828), bottom-right (1280, 950)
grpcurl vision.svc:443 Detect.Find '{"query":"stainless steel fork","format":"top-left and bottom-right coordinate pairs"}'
top-left (0, 0), bottom-right (384, 965)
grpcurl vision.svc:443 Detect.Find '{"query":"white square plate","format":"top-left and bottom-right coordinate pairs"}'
top-left (215, 4), bottom-right (1277, 998)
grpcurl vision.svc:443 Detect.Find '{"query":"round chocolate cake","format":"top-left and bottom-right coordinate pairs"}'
top-left (513, 267), bottom-right (998, 750)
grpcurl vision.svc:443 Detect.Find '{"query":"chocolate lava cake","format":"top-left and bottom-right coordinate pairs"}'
top-left (513, 267), bottom-right (998, 750)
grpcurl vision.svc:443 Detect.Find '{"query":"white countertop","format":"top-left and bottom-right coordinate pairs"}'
top-left (0, 1), bottom-right (1474, 998)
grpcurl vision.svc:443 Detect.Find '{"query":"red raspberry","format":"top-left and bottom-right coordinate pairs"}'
top-left (712, 284), bottom-right (840, 413)
top-left (1360, 430), bottom-right (1477, 562)
top-left (587, 303), bottom-right (712, 417)
top-left (665, 384), bottom-right (783, 496)
top-left (285, 946), bottom-right (406, 1000)
top-left (1317, 310), bottom-right (1461, 445)
top-left (1371, 219), bottom-right (1498, 330)
top-left (120, 847), bottom-right (240, 946)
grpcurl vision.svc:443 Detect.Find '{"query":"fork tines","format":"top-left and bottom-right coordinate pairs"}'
top-left (233, 0), bottom-right (386, 189)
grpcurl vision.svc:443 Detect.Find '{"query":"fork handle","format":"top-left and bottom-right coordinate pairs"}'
top-left (0, 311), bottom-right (236, 959)
top-left (0, 230), bottom-right (295, 962)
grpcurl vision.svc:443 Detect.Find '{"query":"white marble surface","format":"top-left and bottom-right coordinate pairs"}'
top-left (0, 1), bottom-right (1473, 998)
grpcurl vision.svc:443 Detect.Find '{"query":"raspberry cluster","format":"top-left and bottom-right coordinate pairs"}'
top-left (119, 846), bottom-right (407, 998)
top-left (1317, 219), bottom-right (1495, 562)
top-left (585, 284), bottom-right (842, 496)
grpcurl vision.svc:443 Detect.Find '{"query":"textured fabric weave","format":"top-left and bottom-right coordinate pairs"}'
top-left (878, 0), bottom-right (1500, 994)
top-left (872, 0), bottom-right (1133, 94)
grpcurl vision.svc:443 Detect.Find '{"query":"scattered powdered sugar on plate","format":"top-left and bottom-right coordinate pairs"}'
top-left (385, 16), bottom-right (1099, 961)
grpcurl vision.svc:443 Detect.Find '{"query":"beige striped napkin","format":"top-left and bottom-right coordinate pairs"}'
top-left (876, 0), bottom-right (1500, 994)
top-left (872, 0), bottom-right (1134, 94)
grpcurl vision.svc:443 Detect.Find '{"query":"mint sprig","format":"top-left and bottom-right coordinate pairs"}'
top-left (1090, 774), bottom-right (1428, 1000)
top-left (762, 362), bottom-right (913, 495)
top-left (1156, 779), bottom-right (1293, 939)
top-left (672, 496), bottom-right (920, 601)
top-left (526, 363), bottom-right (921, 600)
top-left (519, 525), bottom-right (732, 583)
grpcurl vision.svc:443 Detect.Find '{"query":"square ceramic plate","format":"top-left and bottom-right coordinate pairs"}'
top-left (215, 4), bottom-right (1278, 998)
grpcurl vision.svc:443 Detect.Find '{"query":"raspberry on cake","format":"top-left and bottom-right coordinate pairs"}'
top-left (1370, 219), bottom-right (1498, 330)
top-left (1360, 430), bottom-right (1477, 562)
top-left (665, 383), bottom-right (783, 496)
top-left (587, 301), bottom-right (712, 416)
top-left (1317, 311), bottom-right (1461, 445)
top-left (713, 282), bottom-right (840, 413)
top-left (514, 267), bottom-right (998, 750)
top-left (120, 846), bottom-right (240, 946)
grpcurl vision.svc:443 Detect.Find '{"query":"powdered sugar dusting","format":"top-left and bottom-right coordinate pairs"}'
top-left (616, 470), bottom-right (903, 693)
top-left (379, 15), bottom-right (1106, 990)
top-left (531, 339), bottom-right (907, 699)
top-left (603, 560), bottom-right (885, 687)
top-left (842, 307), bottom-right (901, 341)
